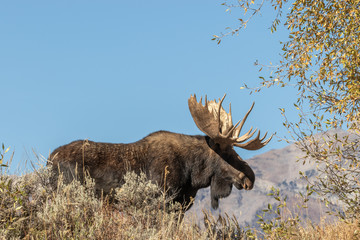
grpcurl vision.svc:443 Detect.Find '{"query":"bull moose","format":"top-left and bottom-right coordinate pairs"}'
top-left (48, 94), bottom-right (272, 210)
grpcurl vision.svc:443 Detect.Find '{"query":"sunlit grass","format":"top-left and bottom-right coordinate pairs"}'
top-left (1, 147), bottom-right (359, 239)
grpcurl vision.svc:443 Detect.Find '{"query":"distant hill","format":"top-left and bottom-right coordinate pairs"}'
top-left (186, 136), bottom-right (337, 226)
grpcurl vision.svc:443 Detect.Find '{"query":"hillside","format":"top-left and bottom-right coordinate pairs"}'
top-left (2, 130), bottom-right (359, 239)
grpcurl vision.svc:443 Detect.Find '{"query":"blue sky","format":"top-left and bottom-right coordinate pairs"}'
top-left (1, 1), bottom-right (298, 173)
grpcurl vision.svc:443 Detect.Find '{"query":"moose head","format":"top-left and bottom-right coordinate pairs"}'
top-left (188, 94), bottom-right (272, 208)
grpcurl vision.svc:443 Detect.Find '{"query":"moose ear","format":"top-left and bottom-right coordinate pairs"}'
top-left (210, 175), bottom-right (233, 209)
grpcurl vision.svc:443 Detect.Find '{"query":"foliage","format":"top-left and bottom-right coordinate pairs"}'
top-left (251, 186), bottom-right (318, 239)
top-left (115, 171), bottom-right (182, 217)
top-left (249, 187), bottom-right (360, 240)
top-left (113, 171), bottom-right (187, 239)
top-left (255, 187), bottom-right (300, 238)
top-left (215, 0), bottom-right (360, 220)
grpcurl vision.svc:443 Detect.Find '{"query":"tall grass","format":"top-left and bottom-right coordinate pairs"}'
top-left (0, 147), bottom-right (245, 239)
top-left (1, 146), bottom-right (359, 239)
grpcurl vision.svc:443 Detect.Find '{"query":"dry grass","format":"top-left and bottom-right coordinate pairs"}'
top-left (0, 159), bottom-right (242, 239)
top-left (251, 218), bottom-right (360, 240)
top-left (300, 220), bottom-right (360, 240)
top-left (1, 149), bottom-right (359, 239)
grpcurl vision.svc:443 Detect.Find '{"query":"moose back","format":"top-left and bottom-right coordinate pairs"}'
top-left (48, 94), bottom-right (272, 210)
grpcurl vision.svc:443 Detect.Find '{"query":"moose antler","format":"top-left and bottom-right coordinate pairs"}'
top-left (188, 94), bottom-right (273, 150)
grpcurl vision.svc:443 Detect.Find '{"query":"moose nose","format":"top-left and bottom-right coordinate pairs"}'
top-left (243, 177), bottom-right (253, 190)
top-left (236, 173), bottom-right (254, 190)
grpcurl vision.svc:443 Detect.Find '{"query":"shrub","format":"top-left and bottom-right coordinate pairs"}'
top-left (0, 149), bottom-right (206, 239)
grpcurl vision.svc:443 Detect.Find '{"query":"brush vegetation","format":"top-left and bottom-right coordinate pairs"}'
top-left (1, 146), bottom-right (359, 240)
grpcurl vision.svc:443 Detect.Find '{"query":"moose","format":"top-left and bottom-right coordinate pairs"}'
top-left (48, 94), bottom-right (272, 210)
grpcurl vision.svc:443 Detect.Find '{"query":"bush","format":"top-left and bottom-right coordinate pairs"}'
top-left (0, 148), bottom-right (206, 239)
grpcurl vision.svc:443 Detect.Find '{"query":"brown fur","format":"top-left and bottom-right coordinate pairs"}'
top-left (49, 130), bottom-right (255, 210)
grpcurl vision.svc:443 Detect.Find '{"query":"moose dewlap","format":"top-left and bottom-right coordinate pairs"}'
top-left (48, 94), bottom-right (272, 210)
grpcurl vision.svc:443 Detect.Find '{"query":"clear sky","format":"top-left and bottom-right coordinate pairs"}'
top-left (1, 1), bottom-right (298, 173)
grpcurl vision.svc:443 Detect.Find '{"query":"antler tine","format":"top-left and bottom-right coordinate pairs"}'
top-left (236, 127), bottom-right (257, 143)
top-left (235, 102), bottom-right (255, 138)
top-left (229, 103), bottom-right (233, 129)
top-left (260, 131), bottom-right (268, 141)
top-left (205, 95), bottom-right (208, 108)
top-left (234, 130), bottom-right (274, 150)
top-left (224, 118), bottom-right (241, 138)
top-left (217, 94), bottom-right (226, 111)
top-left (261, 132), bottom-right (274, 145)
top-left (217, 94), bottom-right (226, 132)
